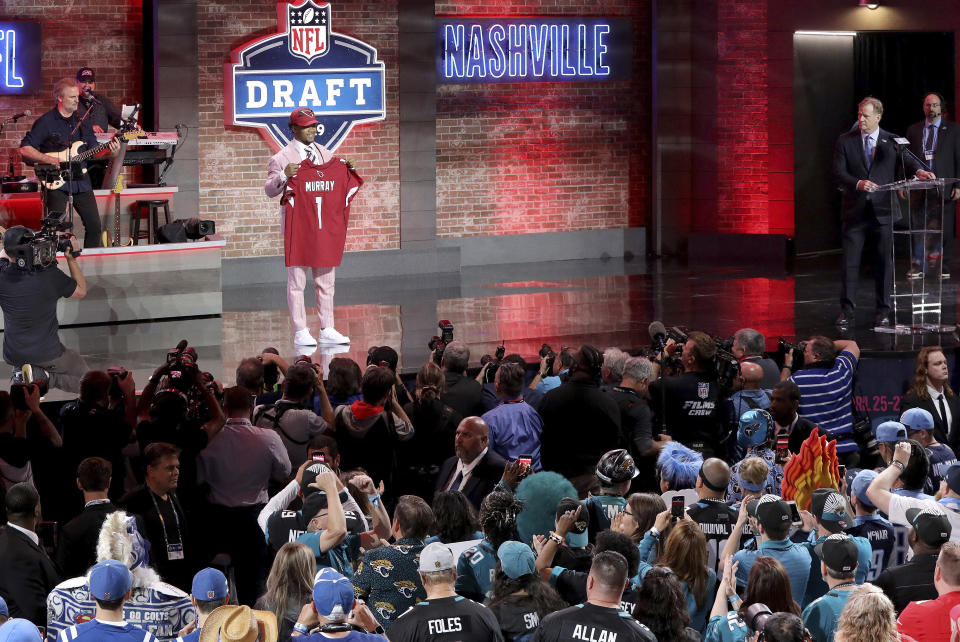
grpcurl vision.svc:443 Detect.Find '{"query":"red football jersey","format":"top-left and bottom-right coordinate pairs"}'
top-left (282, 157), bottom-right (363, 267)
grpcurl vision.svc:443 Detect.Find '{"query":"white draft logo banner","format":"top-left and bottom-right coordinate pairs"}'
top-left (226, 0), bottom-right (386, 152)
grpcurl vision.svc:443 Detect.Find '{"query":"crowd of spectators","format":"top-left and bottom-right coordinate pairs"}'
top-left (2, 328), bottom-right (960, 642)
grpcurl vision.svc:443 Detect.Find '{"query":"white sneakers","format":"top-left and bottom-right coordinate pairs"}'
top-left (294, 327), bottom-right (350, 345)
top-left (318, 326), bottom-right (350, 344)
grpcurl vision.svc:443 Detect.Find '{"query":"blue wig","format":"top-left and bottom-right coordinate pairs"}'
top-left (656, 441), bottom-right (703, 490)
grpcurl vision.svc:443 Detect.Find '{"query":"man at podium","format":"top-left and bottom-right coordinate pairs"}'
top-left (906, 92), bottom-right (960, 280)
top-left (832, 96), bottom-right (935, 329)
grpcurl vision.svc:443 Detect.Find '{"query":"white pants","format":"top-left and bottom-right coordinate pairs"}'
top-left (287, 266), bottom-right (335, 331)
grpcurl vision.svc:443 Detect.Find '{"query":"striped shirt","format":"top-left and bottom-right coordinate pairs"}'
top-left (790, 350), bottom-right (857, 453)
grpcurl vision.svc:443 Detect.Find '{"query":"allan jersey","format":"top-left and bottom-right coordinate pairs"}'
top-left (282, 157), bottom-right (363, 268)
top-left (531, 603), bottom-right (656, 642)
top-left (46, 577), bottom-right (195, 642)
top-left (386, 596), bottom-right (504, 642)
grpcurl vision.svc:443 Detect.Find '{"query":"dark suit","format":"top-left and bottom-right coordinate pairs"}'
top-left (906, 118), bottom-right (960, 264)
top-left (900, 390), bottom-right (960, 451)
top-left (0, 525), bottom-right (61, 627)
top-left (441, 371), bottom-right (486, 418)
top-left (833, 127), bottom-right (924, 313)
top-left (435, 448), bottom-right (507, 509)
top-left (55, 500), bottom-right (117, 579)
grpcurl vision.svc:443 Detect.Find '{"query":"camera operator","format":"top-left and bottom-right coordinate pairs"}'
top-left (135, 352), bottom-right (226, 509)
top-left (782, 337), bottom-right (860, 463)
top-left (0, 226), bottom-right (88, 393)
top-left (732, 328), bottom-right (781, 389)
top-left (649, 331), bottom-right (727, 459)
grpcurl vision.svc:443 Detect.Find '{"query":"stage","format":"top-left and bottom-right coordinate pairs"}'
top-left (20, 252), bottom-right (958, 421)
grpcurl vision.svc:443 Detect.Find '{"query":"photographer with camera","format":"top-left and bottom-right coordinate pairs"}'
top-left (782, 337), bottom-right (860, 462)
top-left (0, 226), bottom-right (88, 393)
top-left (254, 360), bottom-right (334, 471)
top-left (530, 345), bottom-right (574, 395)
top-left (60, 369), bottom-right (137, 500)
top-left (649, 331), bottom-right (728, 459)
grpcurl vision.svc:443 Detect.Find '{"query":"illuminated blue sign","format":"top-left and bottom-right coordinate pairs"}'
top-left (0, 22), bottom-right (41, 95)
top-left (226, 1), bottom-right (385, 152)
top-left (437, 18), bottom-right (631, 83)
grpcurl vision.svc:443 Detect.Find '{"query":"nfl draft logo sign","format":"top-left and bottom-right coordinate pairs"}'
top-left (225, 0), bottom-right (385, 152)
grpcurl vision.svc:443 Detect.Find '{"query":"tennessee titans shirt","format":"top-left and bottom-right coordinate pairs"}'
top-left (531, 603), bottom-right (656, 642)
top-left (386, 596), bottom-right (504, 642)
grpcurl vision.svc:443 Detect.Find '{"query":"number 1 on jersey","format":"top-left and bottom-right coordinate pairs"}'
top-left (315, 196), bottom-right (323, 230)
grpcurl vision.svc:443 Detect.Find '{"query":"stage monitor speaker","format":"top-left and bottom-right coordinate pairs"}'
top-left (687, 233), bottom-right (793, 265)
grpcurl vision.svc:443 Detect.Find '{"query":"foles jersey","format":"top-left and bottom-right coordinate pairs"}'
top-left (282, 157), bottom-right (363, 268)
top-left (386, 596), bottom-right (504, 642)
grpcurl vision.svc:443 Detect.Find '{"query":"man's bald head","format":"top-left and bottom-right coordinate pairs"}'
top-left (698, 458), bottom-right (731, 499)
top-left (455, 416), bottom-right (489, 463)
top-left (740, 362), bottom-right (763, 389)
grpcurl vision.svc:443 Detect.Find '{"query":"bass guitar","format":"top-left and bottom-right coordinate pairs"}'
top-left (100, 172), bottom-right (134, 247)
top-left (41, 129), bottom-right (144, 190)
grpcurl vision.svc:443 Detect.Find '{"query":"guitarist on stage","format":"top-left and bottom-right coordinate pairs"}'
top-left (19, 77), bottom-right (120, 248)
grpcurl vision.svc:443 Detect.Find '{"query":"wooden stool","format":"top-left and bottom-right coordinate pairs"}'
top-left (131, 199), bottom-right (171, 245)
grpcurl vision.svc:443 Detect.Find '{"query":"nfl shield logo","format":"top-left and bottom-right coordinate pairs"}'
top-left (697, 382), bottom-right (709, 399)
top-left (206, 590), bottom-right (215, 599)
top-left (288, 1), bottom-right (330, 63)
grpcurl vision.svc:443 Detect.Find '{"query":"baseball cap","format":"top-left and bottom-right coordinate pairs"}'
top-left (946, 464), bottom-right (960, 495)
top-left (89, 559), bottom-right (132, 601)
top-left (497, 541), bottom-right (536, 579)
top-left (192, 567), bottom-right (228, 601)
top-left (0, 595), bottom-right (7, 617)
top-left (0, 620), bottom-right (42, 642)
top-left (748, 494), bottom-right (791, 531)
top-left (419, 542), bottom-right (456, 572)
top-left (312, 568), bottom-right (355, 620)
top-left (814, 533), bottom-right (859, 573)
top-left (810, 488), bottom-right (852, 533)
top-left (289, 107), bottom-right (320, 127)
top-left (76, 67), bottom-right (95, 82)
top-left (556, 497), bottom-right (589, 548)
top-left (367, 345), bottom-right (399, 371)
top-left (738, 409), bottom-right (773, 448)
top-left (850, 469), bottom-right (878, 508)
top-left (300, 462), bottom-right (333, 495)
top-left (3, 226), bottom-right (33, 252)
top-left (875, 420), bottom-right (907, 444)
top-left (905, 507), bottom-right (952, 546)
top-left (901, 408), bottom-right (936, 433)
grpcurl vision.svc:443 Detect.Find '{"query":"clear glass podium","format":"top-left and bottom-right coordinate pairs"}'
top-left (873, 177), bottom-right (960, 334)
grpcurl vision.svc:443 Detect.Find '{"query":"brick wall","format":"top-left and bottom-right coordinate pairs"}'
top-left (0, 0), bottom-right (142, 183)
top-left (435, 0), bottom-right (650, 238)
top-left (715, 0), bottom-right (769, 234)
top-left (196, 0), bottom-right (400, 258)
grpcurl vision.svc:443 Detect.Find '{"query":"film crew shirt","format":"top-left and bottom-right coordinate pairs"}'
top-left (0, 259), bottom-right (76, 365)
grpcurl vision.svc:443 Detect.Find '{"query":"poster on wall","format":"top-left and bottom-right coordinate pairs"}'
top-left (0, 22), bottom-right (41, 95)
top-left (225, 0), bottom-right (386, 152)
